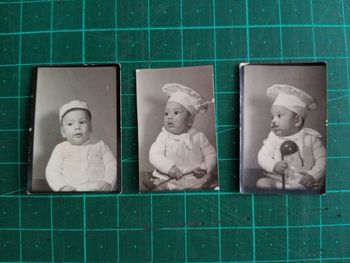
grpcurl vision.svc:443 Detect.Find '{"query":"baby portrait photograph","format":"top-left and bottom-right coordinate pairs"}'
top-left (240, 63), bottom-right (327, 194)
top-left (136, 66), bottom-right (218, 192)
top-left (27, 65), bottom-right (121, 193)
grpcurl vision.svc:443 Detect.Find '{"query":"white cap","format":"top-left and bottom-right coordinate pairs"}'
top-left (59, 100), bottom-right (90, 122)
top-left (162, 83), bottom-right (210, 116)
top-left (267, 84), bottom-right (317, 118)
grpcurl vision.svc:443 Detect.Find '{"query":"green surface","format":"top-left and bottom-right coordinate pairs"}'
top-left (0, 0), bottom-right (349, 262)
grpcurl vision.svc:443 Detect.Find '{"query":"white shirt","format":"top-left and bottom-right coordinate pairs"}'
top-left (46, 140), bottom-right (117, 191)
top-left (149, 128), bottom-right (217, 190)
top-left (258, 128), bottom-right (326, 183)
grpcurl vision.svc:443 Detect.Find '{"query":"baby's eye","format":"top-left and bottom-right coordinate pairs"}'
top-left (164, 112), bottom-right (168, 116)
top-left (277, 114), bottom-right (282, 118)
top-left (80, 120), bottom-right (87, 124)
top-left (68, 123), bottom-right (73, 126)
top-left (174, 111), bottom-right (179, 115)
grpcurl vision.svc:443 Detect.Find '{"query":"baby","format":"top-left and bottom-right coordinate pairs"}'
top-left (257, 85), bottom-right (326, 191)
top-left (46, 100), bottom-right (117, 192)
top-left (148, 83), bottom-right (217, 191)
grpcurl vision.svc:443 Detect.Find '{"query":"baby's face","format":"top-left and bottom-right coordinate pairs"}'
top-left (164, 101), bottom-right (193, 135)
top-left (270, 105), bottom-right (301, 137)
top-left (61, 109), bottom-right (91, 145)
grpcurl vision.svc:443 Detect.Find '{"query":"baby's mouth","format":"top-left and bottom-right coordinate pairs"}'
top-left (74, 133), bottom-right (83, 137)
top-left (272, 126), bottom-right (282, 133)
top-left (167, 122), bottom-right (174, 127)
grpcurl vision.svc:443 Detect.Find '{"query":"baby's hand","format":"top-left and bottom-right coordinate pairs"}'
top-left (299, 172), bottom-right (316, 188)
top-left (192, 167), bottom-right (207, 178)
top-left (273, 161), bottom-right (288, 174)
top-left (60, 185), bottom-right (76, 192)
top-left (169, 166), bottom-right (183, 180)
top-left (96, 181), bottom-right (112, 191)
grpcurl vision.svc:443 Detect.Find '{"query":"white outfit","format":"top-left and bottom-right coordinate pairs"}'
top-left (258, 128), bottom-right (326, 189)
top-left (149, 127), bottom-right (217, 190)
top-left (46, 140), bottom-right (117, 191)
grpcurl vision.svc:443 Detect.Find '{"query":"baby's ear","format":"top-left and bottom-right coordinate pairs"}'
top-left (294, 115), bottom-right (303, 127)
top-left (60, 126), bottom-right (67, 138)
top-left (187, 114), bottom-right (194, 126)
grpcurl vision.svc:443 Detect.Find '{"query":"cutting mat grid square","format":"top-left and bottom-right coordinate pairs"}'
top-left (0, 0), bottom-right (349, 262)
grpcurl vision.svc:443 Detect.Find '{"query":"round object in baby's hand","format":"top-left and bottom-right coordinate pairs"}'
top-left (192, 168), bottom-right (207, 178)
top-left (280, 140), bottom-right (298, 156)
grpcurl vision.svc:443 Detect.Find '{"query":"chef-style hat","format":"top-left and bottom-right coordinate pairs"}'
top-left (267, 84), bottom-right (317, 118)
top-left (162, 83), bottom-right (212, 116)
top-left (59, 100), bottom-right (91, 122)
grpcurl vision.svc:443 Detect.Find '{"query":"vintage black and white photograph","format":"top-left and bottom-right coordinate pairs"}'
top-left (240, 63), bottom-right (327, 194)
top-left (136, 66), bottom-right (218, 192)
top-left (27, 65), bottom-right (121, 193)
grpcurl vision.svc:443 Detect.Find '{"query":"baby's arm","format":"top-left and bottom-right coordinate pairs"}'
top-left (99, 141), bottom-right (117, 191)
top-left (78, 142), bottom-right (116, 192)
top-left (149, 132), bottom-right (176, 174)
top-left (168, 166), bottom-right (183, 179)
top-left (273, 161), bottom-right (288, 174)
top-left (298, 172), bottom-right (316, 188)
top-left (257, 135), bottom-right (279, 173)
top-left (46, 144), bottom-right (74, 191)
top-left (197, 132), bottom-right (217, 174)
top-left (302, 137), bottom-right (326, 182)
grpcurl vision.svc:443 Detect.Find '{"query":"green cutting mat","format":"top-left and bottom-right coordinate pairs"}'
top-left (0, 0), bottom-right (350, 262)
